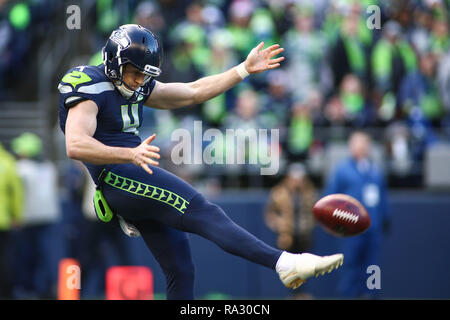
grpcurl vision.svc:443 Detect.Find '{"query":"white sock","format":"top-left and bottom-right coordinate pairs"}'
top-left (275, 251), bottom-right (298, 273)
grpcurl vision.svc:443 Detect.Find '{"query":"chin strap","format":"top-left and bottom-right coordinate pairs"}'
top-left (113, 65), bottom-right (134, 99)
top-left (115, 81), bottom-right (134, 99)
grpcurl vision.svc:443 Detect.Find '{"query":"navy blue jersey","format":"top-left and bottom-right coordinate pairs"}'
top-left (58, 65), bottom-right (156, 183)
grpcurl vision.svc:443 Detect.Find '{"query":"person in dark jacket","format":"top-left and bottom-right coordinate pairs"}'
top-left (324, 131), bottom-right (390, 298)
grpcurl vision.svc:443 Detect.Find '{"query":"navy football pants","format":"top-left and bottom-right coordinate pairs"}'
top-left (101, 163), bottom-right (282, 299)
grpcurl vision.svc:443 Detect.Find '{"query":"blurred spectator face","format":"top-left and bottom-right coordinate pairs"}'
top-left (338, 2), bottom-right (361, 35)
top-left (339, 75), bottom-right (364, 116)
top-left (269, 82), bottom-right (285, 98)
top-left (432, 18), bottom-right (448, 38)
top-left (209, 30), bottom-right (234, 62)
top-left (414, 7), bottom-right (433, 30)
top-left (424, 0), bottom-right (444, 9)
top-left (265, 0), bottom-right (285, 12)
top-left (236, 89), bottom-right (259, 120)
top-left (230, 0), bottom-right (253, 27)
top-left (349, 2), bottom-right (361, 15)
top-left (292, 101), bottom-right (311, 118)
top-left (397, 6), bottom-right (413, 27)
top-left (324, 96), bottom-right (345, 122)
top-left (0, 0), bottom-right (8, 10)
top-left (383, 21), bottom-right (402, 44)
top-left (285, 163), bottom-right (306, 189)
top-left (339, 74), bottom-right (363, 113)
top-left (340, 74), bottom-right (362, 95)
top-left (294, 10), bottom-right (314, 33)
top-left (342, 12), bottom-right (359, 36)
top-left (386, 32), bottom-right (399, 44)
top-left (202, 5), bottom-right (225, 30)
top-left (211, 43), bottom-right (228, 60)
top-left (349, 132), bottom-right (371, 160)
top-left (135, 2), bottom-right (165, 32)
top-left (419, 52), bottom-right (436, 77)
top-left (186, 2), bottom-right (204, 25)
top-left (267, 70), bottom-right (288, 98)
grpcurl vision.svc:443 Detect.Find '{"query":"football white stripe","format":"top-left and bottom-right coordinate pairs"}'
top-left (332, 208), bottom-right (359, 224)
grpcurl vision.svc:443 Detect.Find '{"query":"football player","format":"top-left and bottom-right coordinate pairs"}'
top-left (58, 24), bottom-right (343, 299)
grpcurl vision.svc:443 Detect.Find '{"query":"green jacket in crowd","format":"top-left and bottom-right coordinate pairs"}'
top-left (0, 144), bottom-right (23, 230)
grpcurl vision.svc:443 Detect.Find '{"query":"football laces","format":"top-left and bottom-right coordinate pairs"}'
top-left (332, 209), bottom-right (359, 224)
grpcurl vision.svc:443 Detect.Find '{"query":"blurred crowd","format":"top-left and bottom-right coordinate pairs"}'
top-left (0, 0), bottom-right (449, 188)
top-left (0, 132), bottom-right (138, 299)
top-left (0, 0), bottom-right (449, 300)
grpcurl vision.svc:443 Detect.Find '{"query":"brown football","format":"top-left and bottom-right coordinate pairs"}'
top-left (313, 194), bottom-right (371, 237)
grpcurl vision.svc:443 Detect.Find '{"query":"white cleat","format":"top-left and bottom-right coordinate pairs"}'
top-left (278, 253), bottom-right (344, 289)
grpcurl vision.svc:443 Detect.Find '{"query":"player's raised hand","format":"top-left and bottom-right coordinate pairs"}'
top-left (132, 133), bottom-right (160, 175)
top-left (244, 42), bottom-right (285, 74)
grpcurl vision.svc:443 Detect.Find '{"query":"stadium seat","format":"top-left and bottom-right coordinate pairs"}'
top-left (425, 143), bottom-right (450, 188)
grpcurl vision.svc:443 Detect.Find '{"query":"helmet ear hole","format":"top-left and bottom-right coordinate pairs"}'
top-left (142, 37), bottom-right (146, 44)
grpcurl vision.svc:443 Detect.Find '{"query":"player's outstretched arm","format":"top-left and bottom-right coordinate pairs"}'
top-left (146, 42), bottom-right (284, 110)
top-left (65, 100), bottom-right (160, 174)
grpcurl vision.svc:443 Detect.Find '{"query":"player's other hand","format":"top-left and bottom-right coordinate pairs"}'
top-left (244, 42), bottom-right (285, 74)
top-left (132, 133), bottom-right (160, 175)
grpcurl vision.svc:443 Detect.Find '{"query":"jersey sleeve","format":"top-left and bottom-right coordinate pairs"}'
top-left (58, 66), bottom-right (115, 109)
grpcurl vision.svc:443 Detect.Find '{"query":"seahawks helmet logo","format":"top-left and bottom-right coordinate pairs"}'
top-left (110, 29), bottom-right (131, 49)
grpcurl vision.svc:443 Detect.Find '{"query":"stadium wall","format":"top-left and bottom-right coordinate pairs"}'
top-left (117, 190), bottom-right (450, 299)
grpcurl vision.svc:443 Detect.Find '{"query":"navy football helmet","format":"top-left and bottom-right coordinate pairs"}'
top-left (102, 24), bottom-right (163, 102)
